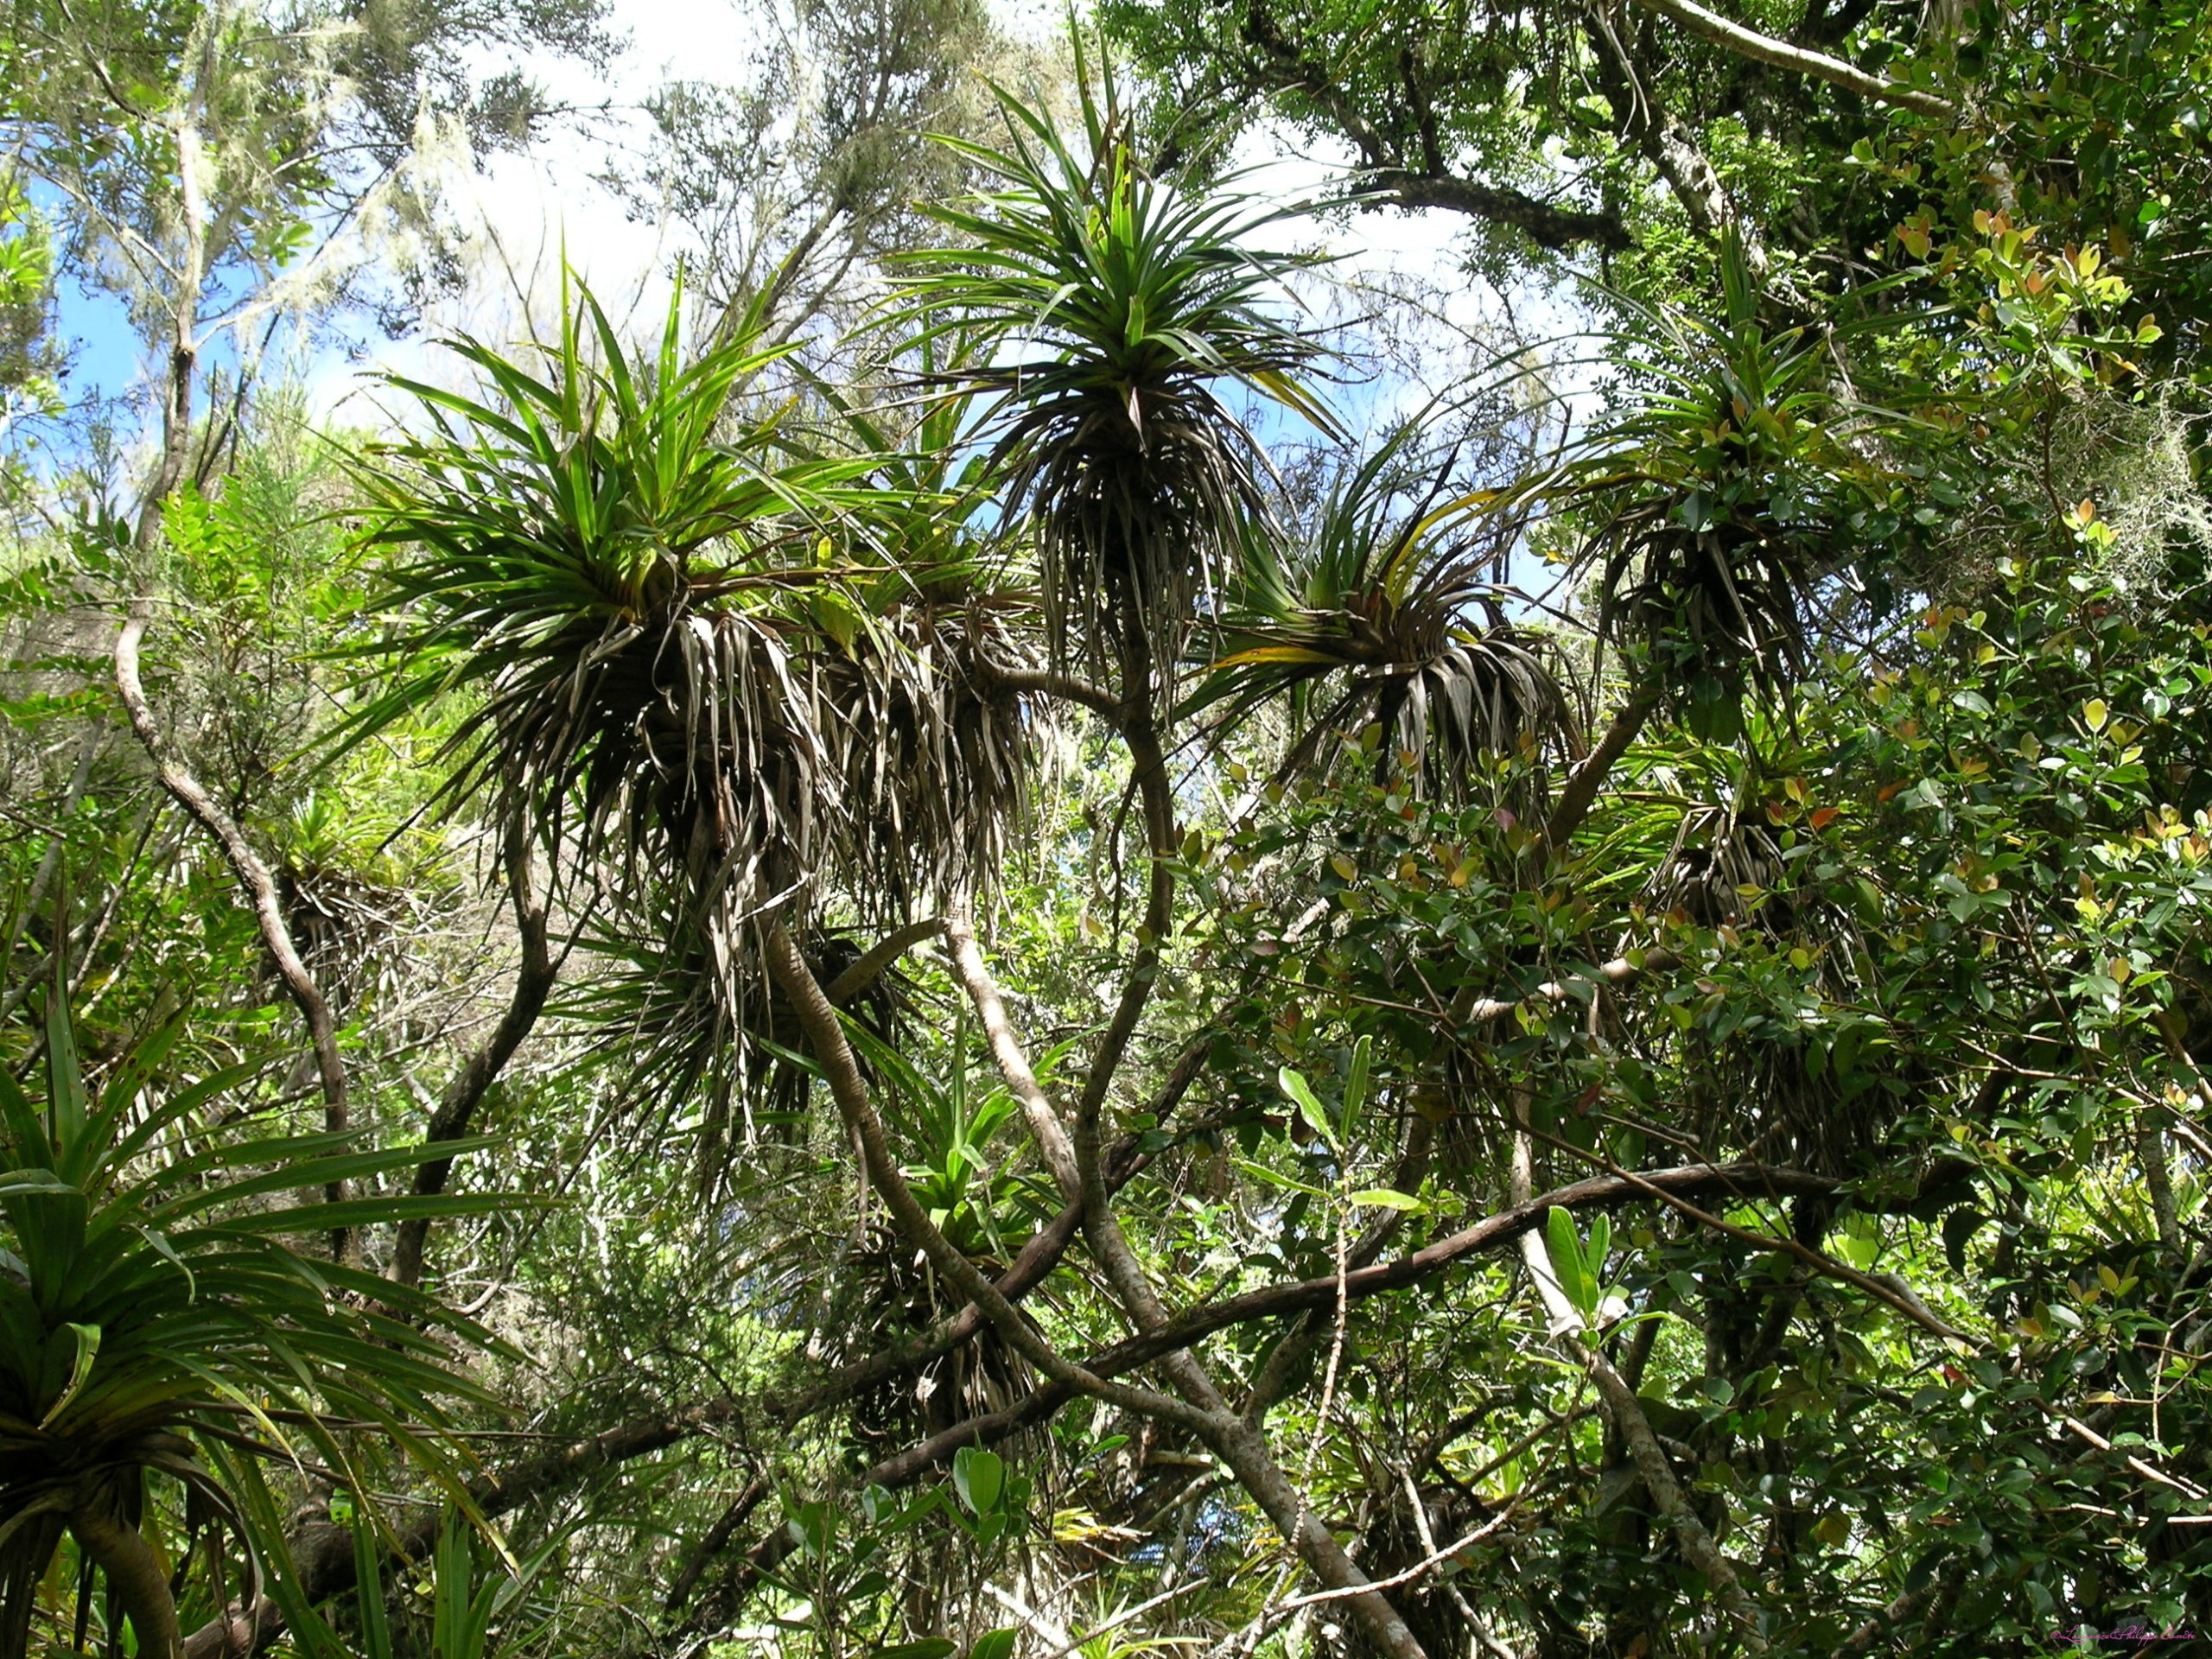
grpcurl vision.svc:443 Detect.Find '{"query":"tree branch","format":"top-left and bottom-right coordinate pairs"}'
top-left (944, 902), bottom-right (1082, 1200)
top-left (1360, 171), bottom-right (1633, 252)
top-left (823, 917), bottom-right (942, 1005)
top-left (1238, 0), bottom-right (1629, 252)
top-left (1510, 1112), bottom-right (1768, 1648)
top-left (1091, 1162), bottom-right (1836, 1376)
top-left (983, 664), bottom-right (1124, 722)
top-left (1541, 685), bottom-right (1661, 854)
top-left (392, 846), bottom-right (556, 1288)
top-left (1624, 0), bottom-right (1958, 118)
top-left (761, 918), bottom-right (1200, 1428)
top-left (114, 613), bottom-right (353, 1263)
top-left (71, 1485), bottom-right (182, 1659)
top-left (1450, 946), bottom-right (1680, 1026)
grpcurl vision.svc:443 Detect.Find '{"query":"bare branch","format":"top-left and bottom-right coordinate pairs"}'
top-left (1625, 0), bottom-right (1959, 118)
top-left (392, 847), bottom-right (557, 1288)
top-left (114, 613), bottom-right (353, 1263)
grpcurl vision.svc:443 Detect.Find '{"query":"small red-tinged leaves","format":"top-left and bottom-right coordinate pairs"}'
top-left (1809, 806), bottom-right (1840, 831)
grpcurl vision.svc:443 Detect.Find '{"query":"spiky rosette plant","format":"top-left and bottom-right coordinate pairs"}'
top-left (356, 286), bottom-right (1055, 1169)
top-left (1592, 734), bottom-right (1906, 1173)
top-left (1192, 431), bottom-right (1574, 798)
top-left (350, 283), bottom-right (883, 931)
top-left (799, 353), bottom-right (1043, 915)
top-left (1558, 238), bottom-right (1909, 742)
top-left (561, 906), bottom-right (917, 1180)
top-left (823, 592), bottom-right (1033, 912)
top-left (895, 67), bottom-right (1334, 701)
top-left (0, 988), bottom-right (508, 1659)
top-left (824, 1024), bottom-right (1045, 1449)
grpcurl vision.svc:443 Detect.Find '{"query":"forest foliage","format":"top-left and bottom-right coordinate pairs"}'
top-left (3, 0), bottom-right (2212, 1656)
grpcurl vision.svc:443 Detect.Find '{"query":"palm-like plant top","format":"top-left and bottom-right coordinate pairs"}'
top-left (352, 284), bottom-right (881, 903)
top-left (0, 989), bottom-right (505, 1655)
top-left (1195, 429), bottom-right (1573, 796)
top-left (1548, 242), bottom-right (1916, 736)
top-left (897, 72), bottom-right (1335, 693)
top-left (354, 285), bottom-right (1043, 1158)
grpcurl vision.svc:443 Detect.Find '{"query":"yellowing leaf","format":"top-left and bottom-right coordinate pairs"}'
top-left (2083, 698), bottom-right (2109, 732)
top-left (1350, 1188), bottom-right (1427, 1211)
top-left (1210, 645), bottom-right (1342, 668)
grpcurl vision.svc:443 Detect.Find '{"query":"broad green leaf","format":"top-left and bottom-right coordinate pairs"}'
top-left (1277, 1066), bottom-right (1338, 1149)
top-left (1344, 1033), bottom-right (1371, 1130)
top-left (1544, 1206), bottom-right (1595, 1320)
top-left (952, 1446), bottom-right (1004, 1515)
top-left (38, 1321), bottom-right (101, 1428)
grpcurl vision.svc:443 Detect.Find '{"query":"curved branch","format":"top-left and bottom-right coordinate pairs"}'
top-left (1624, 0), bottom-right (1959, 118)
top-left (983, 664), bottom-right (1124, 722)
top-left (1511, 1112), bottom-right (1768, 1648)
top-left (945, 902), bottom-right (1082, 1200)
top-left (824, 918), bottom-right (943, 1005)
top-left (1540, 684), bottom-right (1660, 855)
top-left (1236, 0), bottom-right (1629, 252)
top-left (762, 918), bottom-right (1202, 1429)
top-left (181, 1165), bottom-right (1820, 1657)
top-left (1361, 171), bottom-right (1633, 251)
top-left (392, 846), bottom-right (556, 1288)
top-left (1095, 1161), bottom-right (1836, 1376)
top-left (115, 613), bottom-right (353, 1263)
top-left (1075, 716), bottom-right (1177, 1192)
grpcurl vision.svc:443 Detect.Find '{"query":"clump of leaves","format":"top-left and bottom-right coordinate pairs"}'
top-left (1557, 238), bottom-right (1911, 741)
top-left (353, 282), bottom-right (1034, 1150)
top-left (896, 63), bottom-right (1333, 694)
top-left (1194, 426), bottom-right (1574, 797)
top-left (0, 983), bottom-right (508, 1657)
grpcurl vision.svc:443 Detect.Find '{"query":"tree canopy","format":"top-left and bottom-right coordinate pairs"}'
top-left (3, 1), bottom-right (2210, 1656)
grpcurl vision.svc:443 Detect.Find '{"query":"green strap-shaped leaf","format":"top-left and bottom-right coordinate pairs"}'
top-left (1277, 1066), bottom-right (1338, 1151)
top-left (1350, 1188), bottom-right (1427, 1212)
top-left (37, 1320), bottom-right (100, 1428)
top-left (1544, 1206), bottom-right (1596, 1323)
